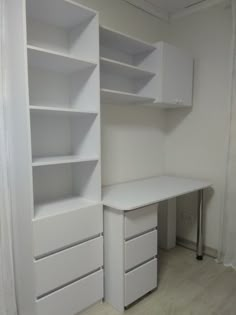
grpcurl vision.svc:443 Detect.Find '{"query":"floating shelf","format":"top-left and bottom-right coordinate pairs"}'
top-left (30, 106), bottom-right (98, 116)
top-left (27, 45), bottom-right (96, 74)
top-left (34, 196), bottom-right (99, 219)
top-left (100, 26), bottom-right (156, 55)
top-left (101, 88), bottom-right (155, 105)
top-left (32, 155), bottom-right (99, 167)
top-left (27, 0), bottom-right (96, 29)
top-left (100, 57), bottom-right (155, 79)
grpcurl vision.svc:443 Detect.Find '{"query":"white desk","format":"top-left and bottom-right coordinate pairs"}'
top-left (103, 175), bottom-right (211, 258)
top-left (102, 176), bottom-right (211, 311)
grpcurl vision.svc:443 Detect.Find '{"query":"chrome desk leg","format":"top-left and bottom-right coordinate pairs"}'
top-left (196, 189), bottom-right (204, 260)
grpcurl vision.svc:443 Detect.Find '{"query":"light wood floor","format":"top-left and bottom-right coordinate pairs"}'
top-left (81, 246), bottom-right (236, 315)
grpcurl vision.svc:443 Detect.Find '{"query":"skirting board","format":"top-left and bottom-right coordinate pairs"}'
top-left (177, 237), bottom-right (217, 258)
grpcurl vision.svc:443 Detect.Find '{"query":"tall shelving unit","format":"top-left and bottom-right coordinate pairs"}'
top-left (7, 1), bottom-right (103, 314)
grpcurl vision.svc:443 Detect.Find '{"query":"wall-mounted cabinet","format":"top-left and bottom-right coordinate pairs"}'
top-left (99, 26), bottom-right (193, 108)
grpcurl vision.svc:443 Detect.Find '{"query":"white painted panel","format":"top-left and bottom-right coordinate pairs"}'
top-left (125, 204), bottom-right (158, 239)
top-left (125, 230), bottom-right (157, 271)
top-left (36, 269), bottom-right (103, 315)
top-left (125, 258), bottom-right (157, 306)
top-left (104, 208), bottom-right (125, 312)
top-left (35, 236), bottom-right (103, 297)
top-left (34, 204), bottom-right (103, 257)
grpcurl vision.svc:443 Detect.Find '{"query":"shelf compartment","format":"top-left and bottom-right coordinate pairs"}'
top-left (100, 57), bottom-right (155, 79)
top-left (100, 26), bottom-right (156, 69)
top-left (26, 0), bottom-right (98, 61)
top-left (30, 113), bottom-right (99, 163)
top-left (32, 155), bottom-right (99, 167)
top-left (28, 58), bottom-right (99, 112)
top-left (101, 88), bottom-right (155, 105)
top-left (29, 106), bottom-right (98, 116)
top-left (33, 162), bottom-right (101, 208)
top-left (27, 46), bottom-right (96, 74)
top-left (100, 26), bottom-right (155, 56)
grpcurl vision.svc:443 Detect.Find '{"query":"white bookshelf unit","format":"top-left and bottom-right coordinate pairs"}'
top-left (100, 26), bottom-right (193, 108)
top-left (8, 1), bottom-right (103, 314)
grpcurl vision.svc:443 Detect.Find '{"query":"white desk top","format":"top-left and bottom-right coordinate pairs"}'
top-left (102, 176), bottom-right (211, 211)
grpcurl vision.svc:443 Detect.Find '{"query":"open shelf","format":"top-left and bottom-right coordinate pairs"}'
top-left (27, 0), bottom-right (98, 61)
top-left (101, 88), bottom-right (155, 105)
top-left (34, 196), bottom-right (99, 219)
top-left (27, 0), bottom-right (96, 29)
top-left (100, 57), bottom-right (155, 79)
top-left (32, 155), bottom-right (99, 167)
top-left (27, 45), bottom-right (96, 74)
top-left (100, 26), bottom-right (155, 56)
top-left (30, 112), bottom-right (99, 160)
top-left (29, 105), bottom-right (98, 116)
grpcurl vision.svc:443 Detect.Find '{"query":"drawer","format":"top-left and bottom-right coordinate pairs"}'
top-left (124, 204), bottom-right (158, 239)
top-left (36, 269), bottom-right (103, 315)
top-left (125, 230), bottom-right (157, 271)
top-left (34, 203), bottom-right (103, 258)
top-left (125, 258), bottom-right (157, 307)
top-left (35, 236), bottom-right (103, 297)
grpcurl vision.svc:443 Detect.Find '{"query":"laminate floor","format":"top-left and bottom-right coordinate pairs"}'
top-left (80, 246), bottom-right (236, 315)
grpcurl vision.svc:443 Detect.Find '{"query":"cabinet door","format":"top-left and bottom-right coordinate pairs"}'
top-left (160, 42), bottom-right (193, 107)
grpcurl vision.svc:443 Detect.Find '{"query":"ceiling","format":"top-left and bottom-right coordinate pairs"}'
top-left (124, 0), bottom-right (221, 20)
top-left (145, 0), bottom-right (206, 15)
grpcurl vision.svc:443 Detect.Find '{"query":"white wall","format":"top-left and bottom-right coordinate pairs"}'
top-left (77, 0), bottom-right (169, 185)
top-left (166, 4), bottom-right (232, 250)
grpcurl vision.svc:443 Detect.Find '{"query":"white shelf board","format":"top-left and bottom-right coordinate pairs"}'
top-left (27, 0), bottom-right (96, 29)
top-left (30, 105), bottom-right (98, 116)
top-left (100, 57), bottom-right (155, 79)
top-left (101, 88), bottom-right (155, 105)
top-left (100, 26), bottom-right (156, 55)
top-left (103, 175), bottom-right (212, 211)
top-left (32, 155), bottom-right (99, 167)
top-left (34, 196), bottom-right (100, 220)
top-left (27, 45), bottom-right (97, 74)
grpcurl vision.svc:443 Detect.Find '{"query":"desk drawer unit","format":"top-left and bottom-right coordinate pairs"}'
top-left (33, 204), bottom-right (103, 258)
top-left (125, 258), bottom-right (157, 307)
top-left (124, 204), bottom-right (158, 239)
top-left (35, 236), bottom-right (103, 297)
top-left (125, 230), bottom-right (157, 271)
top-left (104, 204), bottom-right (158, 312)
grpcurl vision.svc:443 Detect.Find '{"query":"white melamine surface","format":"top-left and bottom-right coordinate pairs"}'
top-left (103, 176), bottom-right (211, 211)
top-left (101, 88), bottom-right (155, 105)
top-left (35, 236), bottom-right (103, 297)
top-left (125, 230), bottom-right (157, 271)
top-left (34, 202), bottom-right (103, 257)
top-left (36, 269), bottom-right (103, 315)
top-left (34, 197), bottom-right (100, 219)
top-left (100, 26), bottom-right (156, 55)
top-left (27, 46), bottom-right (96, 74)
top-left (32, 155), bottom-right (99, 167)
top-left (29, 106), bottom-right (98, 116)
top-left (125, 258), bottom-right (157, 306)
top-left (100, 57), bottom-right (155, 79)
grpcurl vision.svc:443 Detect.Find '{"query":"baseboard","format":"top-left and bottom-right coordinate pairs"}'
top-left (176, 237), bottom-right (217, 258)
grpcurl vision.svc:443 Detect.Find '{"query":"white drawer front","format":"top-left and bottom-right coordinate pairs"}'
top-left (125, 204), bottom-right (158, 239)
top-left (125, 230), bottom-right (157, 271)
top-left (125, 259), bottom-right (157, 307)
top-left (36, 269), bottom-right (103, 315)
top-left (34, 204), bottom-right (103, 258)
top-left (35, 236), bottom-right (103, 297)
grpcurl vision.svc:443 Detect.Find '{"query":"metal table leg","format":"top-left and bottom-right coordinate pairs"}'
top-left (196, 189), bottom-right (204, 260)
